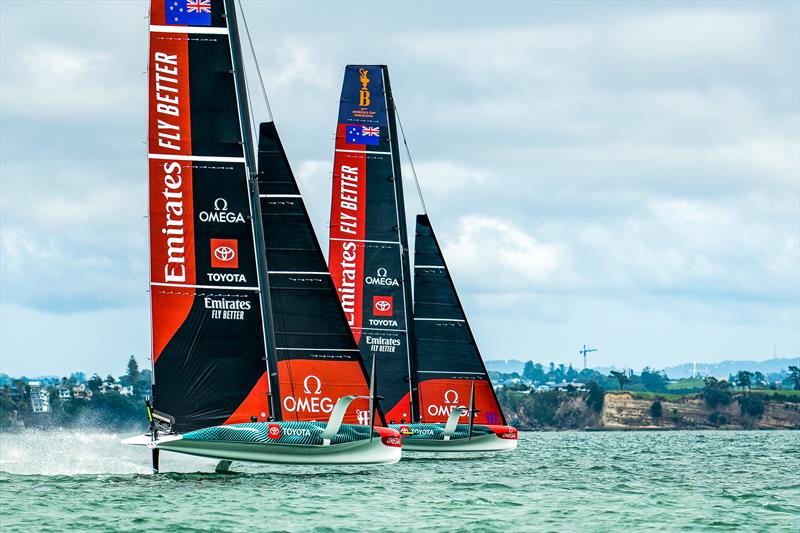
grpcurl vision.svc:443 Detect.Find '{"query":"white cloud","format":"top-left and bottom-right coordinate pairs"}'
top-left (0, 0), bottom-right (797, 372)
top-left (1, 44), bottom-right (141, 120)
top-left (442, 215), bottom-right (565, 291)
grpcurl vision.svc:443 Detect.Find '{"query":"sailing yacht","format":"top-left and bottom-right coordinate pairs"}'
top-left (123, 2), bottom-right (400, 470)
top-left (328, 65), bottom-right (517, 452)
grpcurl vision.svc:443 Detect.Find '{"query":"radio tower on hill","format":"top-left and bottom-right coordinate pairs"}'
top-left (580, 345), bottom-right (598, 370)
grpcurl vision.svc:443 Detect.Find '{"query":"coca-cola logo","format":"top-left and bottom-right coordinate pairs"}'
top-left (210, 238), bottom-right (238, 269)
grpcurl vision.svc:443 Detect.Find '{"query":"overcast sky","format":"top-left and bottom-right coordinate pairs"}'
top-left (1, 1), bottom-right (798, 377)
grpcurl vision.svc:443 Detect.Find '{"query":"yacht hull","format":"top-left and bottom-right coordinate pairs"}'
top-left (391, 423), bottom-right (518, 453)
top-left (122, 421), bottom-right (402, 465)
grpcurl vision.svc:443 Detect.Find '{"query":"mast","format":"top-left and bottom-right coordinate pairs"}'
top-left (381, 67), bottom-right (420, 423)
top-left (224, 0), bottom-right (281, 419)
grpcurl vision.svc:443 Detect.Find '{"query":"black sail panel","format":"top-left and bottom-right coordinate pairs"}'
top-left (413, 215), bottom-right (507, 425)
top-left (147, 0), bottom-right (271, 433)
top-left (258, 122), bottom-right (382, 426)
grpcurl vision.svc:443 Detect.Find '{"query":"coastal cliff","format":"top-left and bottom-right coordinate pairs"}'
top-left (599, 392), bottom-right (800, 430)
top-left (501, 389), bottom-right (800, 430)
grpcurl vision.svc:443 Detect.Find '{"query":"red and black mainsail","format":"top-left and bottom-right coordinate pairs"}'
top-left (329, 65), bottom-right (507, 426)
top-left (148, 0), bottom-right (272, 432)
top-left (148, 1), bottom-right (383, 433)
top-left (328, 66), bottom-right (419, 423)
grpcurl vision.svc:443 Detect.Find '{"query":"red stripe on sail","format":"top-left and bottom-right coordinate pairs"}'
top-left (148, 27), bottom-right (195, 361)
top-left (329, 123), bottom-right (367, 343)
top-left (223, 371), bottom-right (271, 424)
top-left (277, 359), bottom-right (378, 426)
top-left (149, 0), bottom-right (166, 25)
top-left (384, 392), bottom-right (412, 424)
top-left (417, 379), bottom-right (504, 425)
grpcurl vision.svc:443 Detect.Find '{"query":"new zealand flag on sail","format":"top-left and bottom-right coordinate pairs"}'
top-left (345, 124), bottom-right (380, 145)
top-left (166, 0), bottom-right (212, 26)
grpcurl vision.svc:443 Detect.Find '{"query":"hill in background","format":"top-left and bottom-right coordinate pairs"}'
top-left (484, 357), bottom-right (799, 378)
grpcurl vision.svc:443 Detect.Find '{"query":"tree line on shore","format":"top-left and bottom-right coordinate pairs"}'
top-left (0, 356), bottom-right (150, 431)
top-left (2, 356), bottom-right (798, 431)
top-left (495, 364), bottom-right (800, 429)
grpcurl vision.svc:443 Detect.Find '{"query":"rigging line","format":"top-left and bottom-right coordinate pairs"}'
top-left (393, 102), bottom-right (428, 215)
top-left (233, 3), bottom-right (259, 149)
top-left (237, 0), bottom-right (274, 122)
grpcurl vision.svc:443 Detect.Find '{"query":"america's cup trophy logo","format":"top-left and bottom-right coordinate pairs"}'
top-left (359, 68), bottom-right (371, 107)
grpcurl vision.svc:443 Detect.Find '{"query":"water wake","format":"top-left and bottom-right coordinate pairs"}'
top-left (0, 429), bottom-right (215, 476)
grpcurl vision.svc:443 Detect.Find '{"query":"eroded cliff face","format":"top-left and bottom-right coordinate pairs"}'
top-left (600, 392), bottom-right (800, 430)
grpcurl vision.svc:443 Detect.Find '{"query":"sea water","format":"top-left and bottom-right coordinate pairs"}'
top-left (0, 430), bottom-right (798, 532)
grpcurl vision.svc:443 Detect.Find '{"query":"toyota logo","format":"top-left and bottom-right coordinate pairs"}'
top-left (375, 300), bottom-right (391, 312)
top-left (214, 246), bottom-right (236, 262)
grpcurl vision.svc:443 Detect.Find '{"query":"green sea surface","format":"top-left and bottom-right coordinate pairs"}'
top-left (0, 430), bottom-right (798, 531)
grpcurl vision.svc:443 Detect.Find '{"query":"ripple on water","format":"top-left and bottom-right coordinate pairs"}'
top-left (1, 430), bottom-right (799, 531)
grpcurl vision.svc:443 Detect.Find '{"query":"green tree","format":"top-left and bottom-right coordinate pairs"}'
top-left (753, 371), bottom-right (766, 388)
top-left (124, 356), bottom-right (141, 393)
top-left (585, 380), bottom-right (605, 412)
top-left (640, 367), bottom-right (668, 392)
top-left (787, 366), bottom-right (800, 390)
top-left (702, 377), bottom-right (733, 408)
top-left (566, 365), bottom-right (579, 381)
top-left (523, 361), bottom-right (534, 380)
top-left (105, 374), bottom-right (115, 385)
top-left (87, 374), bottom-right (103, 392)
top-left (650, 400), bottom-right (663, 418)
top-left (735, 371), bottom-right (753, 392)
top-left (736, 395), bottom-right (764, 417)
top-left (609, 370), bottom-right (630, 390)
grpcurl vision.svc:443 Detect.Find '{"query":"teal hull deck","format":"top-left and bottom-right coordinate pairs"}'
top-left (122, 421), bottom-right (402, 465)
